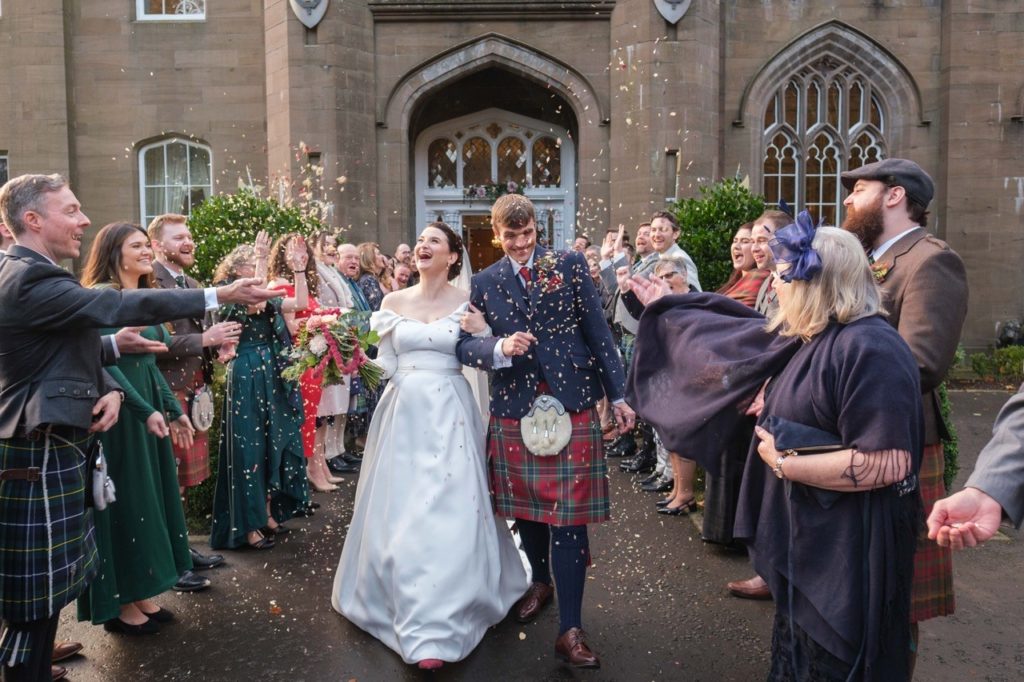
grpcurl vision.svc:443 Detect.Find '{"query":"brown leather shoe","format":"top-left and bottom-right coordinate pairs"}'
top-left (52, 640), bottom-right (83, 663)
top-left (726, 574), bottom-right (772, 600)
top-left (554, 627), bottom-right (600, 669)
top-left (514, 581), bottom-right (554, 623)
top-left (51, 665), bottom-right (68, 681)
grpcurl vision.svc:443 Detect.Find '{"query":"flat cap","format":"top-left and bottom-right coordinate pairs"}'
top-left (840, 158), bottom-right (934, 207)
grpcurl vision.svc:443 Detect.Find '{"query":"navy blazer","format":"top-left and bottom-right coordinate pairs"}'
top-left (456, 247), bottom-right (626, 419)
top-left (0, 245), bottom-right (207, 437)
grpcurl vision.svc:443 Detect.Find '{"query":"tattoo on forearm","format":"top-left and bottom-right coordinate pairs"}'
top-left (840, 448), bottom-right (911, 489)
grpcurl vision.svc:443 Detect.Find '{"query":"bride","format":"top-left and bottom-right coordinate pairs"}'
top-left (331, 222), bottom-right (528, 670)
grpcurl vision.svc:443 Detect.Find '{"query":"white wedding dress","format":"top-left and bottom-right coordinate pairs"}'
top-left (331, 302), bottom-right (528, 664)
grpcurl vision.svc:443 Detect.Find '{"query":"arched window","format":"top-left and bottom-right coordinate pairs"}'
top-left (497, 137), bottom-right (527, 186)
top-left (462, 137), bottom-right (492, 186)
top-left (532, 137), bottom-right (561, 188)
top-left (762, 55), bottom-right (888, 225)
top-left (138, 138), bottom-right (212, 226)
top-left (427, 138), bottom-right (457, 188)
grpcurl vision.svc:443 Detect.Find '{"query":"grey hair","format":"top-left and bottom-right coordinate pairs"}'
top-left (0, 173), bottom-right (69, 235)
top-left (653, 256), bottom-right (689, 277)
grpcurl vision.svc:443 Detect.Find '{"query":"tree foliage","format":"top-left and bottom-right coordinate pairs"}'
top-left (670, 178), bottom-right (767, 291)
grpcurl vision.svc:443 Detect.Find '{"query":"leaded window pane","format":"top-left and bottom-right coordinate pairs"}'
top-left (806, 81), bottom-right (820, 130)
top-left (139, 138), bottom-right (213, 226)
top-left (532, 137), bottom-right (561, 187)
top-left (462, 137), bottom-right (491, 186)
top-left (764, 95), bottom-right (777, 129)
top-left (849, 131), bottom-right (884, 170)
top-left (428, 138), bottom-right (457, 188)
top-left (784, 83), bottom-right (799, 128)
top-left (763, 131), bottom-right (799, 208)
top-left (827, 82), bottom-right (841, 127)
top-left (869, 95), bottom-right (883, 128)
top-left (849, 80), bottom-right (864, 126)
top-left (497, 137), bottom-right (527, 186)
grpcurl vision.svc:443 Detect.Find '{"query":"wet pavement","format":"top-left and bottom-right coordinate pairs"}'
top-left (56, 389), bottom-right (1024, 681)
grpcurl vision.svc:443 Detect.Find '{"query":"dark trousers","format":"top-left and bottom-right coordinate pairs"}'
top-left (1, 613), bottom-right (59, 682)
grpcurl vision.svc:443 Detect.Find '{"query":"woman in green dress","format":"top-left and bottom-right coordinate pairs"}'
top-left (209, 235), bottom-right (310, 550)
top-left (78, 222), bottom-right (197, 635)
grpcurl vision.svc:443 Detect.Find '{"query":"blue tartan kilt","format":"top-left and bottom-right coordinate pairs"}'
top-left (0, 429), bottom-right (98, 628)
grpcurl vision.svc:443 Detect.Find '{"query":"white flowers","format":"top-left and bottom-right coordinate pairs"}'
top-left (309, 334), bottom-right (329, 357)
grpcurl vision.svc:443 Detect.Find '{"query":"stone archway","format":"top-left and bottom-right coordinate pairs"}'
top-left (374, 33), bottom-right (607, 247)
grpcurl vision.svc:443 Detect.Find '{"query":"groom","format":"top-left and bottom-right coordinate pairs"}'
top-left (457, 194), bottom-right (634, 668)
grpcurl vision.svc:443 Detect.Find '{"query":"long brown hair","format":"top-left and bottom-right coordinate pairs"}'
top-left (80, 222), bottom-right (153, 289)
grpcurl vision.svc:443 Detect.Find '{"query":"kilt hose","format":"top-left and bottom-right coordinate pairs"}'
top-left (487, 406), bottom-right (609, 527)
top-left (0, 427), bottom-right (98, 667)
top-left (910, 442), bottom-right (955, 622)
top-left (173, 382), bottom-right (210, 489)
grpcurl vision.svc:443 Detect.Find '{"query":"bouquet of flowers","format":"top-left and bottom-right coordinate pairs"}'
top-left (282, 310), bottom-right (384, 391)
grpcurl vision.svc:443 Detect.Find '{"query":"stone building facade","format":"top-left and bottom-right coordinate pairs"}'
top-left (0, 0), bottom-right (1022, 348)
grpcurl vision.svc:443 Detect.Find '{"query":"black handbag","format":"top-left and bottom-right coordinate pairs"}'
top-left (764, 416), bottom-right (844, 509)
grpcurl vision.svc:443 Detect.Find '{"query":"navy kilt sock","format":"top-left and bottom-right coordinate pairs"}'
top-left (550, 524), bottom-right (589, 634)
top-left (515, 518), bottom-right (551, 585)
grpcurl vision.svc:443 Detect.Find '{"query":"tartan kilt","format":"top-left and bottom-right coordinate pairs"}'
top-left (0, 430), bottom-right (98, 625)
top-left (487, 407), bottom-right (609, 526)
top-left (173, 386), bottom-right (210, 488)
top-left (910, 442), bottom-right (955, 622)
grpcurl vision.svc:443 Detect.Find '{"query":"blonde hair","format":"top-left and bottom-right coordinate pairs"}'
top-left (766, 226), bottom-right (882, 341)
top-left (357, 241), bottom-right (381, 277)
top-left (213, 244), bottom-right (255, 284)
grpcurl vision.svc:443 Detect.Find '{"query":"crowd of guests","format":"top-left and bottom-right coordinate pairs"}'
top-left (0, 156), bottom-right (996, 680)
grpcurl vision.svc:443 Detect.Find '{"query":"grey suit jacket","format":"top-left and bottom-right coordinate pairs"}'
top-left (152, 260), bottom-right (208, 391)
top-left (965, 385), bottom-right (1024, 527)
top-left (0, 246), bottom-right (207, 437)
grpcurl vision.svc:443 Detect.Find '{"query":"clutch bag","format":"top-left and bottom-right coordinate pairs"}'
top-left (764, 415), bottom-right (843, 509)
top-left (520, 395), bottom-right (571, 457)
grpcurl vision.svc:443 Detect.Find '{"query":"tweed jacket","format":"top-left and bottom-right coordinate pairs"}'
top-left (875, 227), bottom-right (968, 445)
top-left (965, 384), bottom-right (1024, 527)
top-left (455, 247), bottom-right (626, 419)
top-left (152, 260), bottom-right (210, 391)
top-left (0, 245), bottom-right (207, 437)
top-left (316, 261), bottom-right (355, 310)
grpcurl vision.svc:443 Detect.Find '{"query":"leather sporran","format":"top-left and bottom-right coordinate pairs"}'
top-left (519, 394), bottom-right (571, 457)
top-left (189, 385), bottom-right (215, 432)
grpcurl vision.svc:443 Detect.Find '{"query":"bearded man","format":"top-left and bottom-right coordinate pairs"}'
top-left (840, 158), bottom-right (968, 675)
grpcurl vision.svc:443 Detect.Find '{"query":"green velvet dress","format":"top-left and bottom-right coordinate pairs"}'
top-left (209, 301), bottom-right (308, 549)
top-left (78, 322), bottom-right (192, 624)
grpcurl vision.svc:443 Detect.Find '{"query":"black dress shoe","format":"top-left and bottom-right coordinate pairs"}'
top-left (327, 457), bottom-right (359, 474)
top-left (641, 477), bottom-right (673, 493)
top-left (605, 435), bottom-right (636, 458)
top-left (140, 607), bottom-right (174, 624)
top-left (620, 449), bottom-right (656, 473)
top-left (638, 472), bottom-right (659, 486)
top-left (172, 570), bottom-right (212, 592)
top-left (340, 452), bottom-right (362, 466)
top-left (189, 547), bottom-right (225, 570)
top-left (103, 617), bottom-right (160, 636)
top-left (260, 523), bottom-right (291, 536)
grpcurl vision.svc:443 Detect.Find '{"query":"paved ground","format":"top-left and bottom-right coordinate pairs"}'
top-left (56, 389), bottom-right (1024, 681)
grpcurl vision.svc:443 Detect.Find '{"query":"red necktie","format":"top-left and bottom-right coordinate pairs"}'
top-left (519, 266), bottom-right (533, 291)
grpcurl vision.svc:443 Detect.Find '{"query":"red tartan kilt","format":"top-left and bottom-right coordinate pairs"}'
top-left (910, 442), bottom-right (955, 622)
top-left (173, 385), bottom-right (210, 489)
top-left (487, 407), bottom-right (609, 526)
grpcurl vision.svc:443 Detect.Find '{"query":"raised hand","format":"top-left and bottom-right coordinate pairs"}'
top-left (253, 230), bottom-right (271, 260)
top-left (630, 274), bottom-right (672, 306)
top-left (600, 231), bottom-right (616, 261)
top-left (287, 235), bottom-right (309, 272)
top-left (202, 321), bottom-right (242, 348)
top-left (114, 327), bottom-right (168, 354)
top-left (615, 266), bottom-right (632, 293)
top-left (216, 277), bottom-right (284, 306)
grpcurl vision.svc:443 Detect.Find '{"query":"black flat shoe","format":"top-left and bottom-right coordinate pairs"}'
top-left (261, 524), bottom-right (291, 536)
top-left (140, 607), bottom-right (175, 624)
top-left (308, 501), bottom-right (321, 510)
top-left (172, 570), bottom-right (211, 592)
top-left (189, 547), bottom-right (225, 570)
top-left (103, 617), bottom-right (160, 636)
top-left (657, 498), bottom-right (698, 516)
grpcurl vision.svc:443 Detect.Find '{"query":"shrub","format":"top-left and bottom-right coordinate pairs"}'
top-left (968, 346), bottom-right (1024, 384)
top-left (670, 178), bottom-right (767, 291)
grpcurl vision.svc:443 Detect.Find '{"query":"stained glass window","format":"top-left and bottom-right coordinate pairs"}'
top-left (532, 137), bottom-right (561, 187)
top-left (497, 137), bottom-right (527, 186)
top-left (462, 137), bottom-right (491, 186)
top-left (427, 138), bottom-right (457, 188)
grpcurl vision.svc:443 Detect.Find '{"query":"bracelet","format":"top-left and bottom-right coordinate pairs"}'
top-left (772, 452), bottom-right (792, 480)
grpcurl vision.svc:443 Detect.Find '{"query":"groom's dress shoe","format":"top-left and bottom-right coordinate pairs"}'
top-left (514, 581), bottom-right (553, 623)
top-left (554, 627), bottom-right (600, 669)
top-left (327, 457), bottom-right (359, 474)
top-left (726, 575), bottom-right (772, 600)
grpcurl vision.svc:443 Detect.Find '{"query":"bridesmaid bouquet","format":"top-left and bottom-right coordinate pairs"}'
top-left (282, 310), bottom-right (384, 390)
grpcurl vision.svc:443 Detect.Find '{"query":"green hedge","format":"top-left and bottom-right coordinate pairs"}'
top-left (969, 346), bottom-right (1024, 384)
top-left (670, 178), bottom-right (767, 292)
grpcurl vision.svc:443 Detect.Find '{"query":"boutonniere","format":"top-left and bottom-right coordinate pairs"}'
top-left (533, 251), bottom-right (565, 294)
top-left (870, 262), bottom-right (890, 283)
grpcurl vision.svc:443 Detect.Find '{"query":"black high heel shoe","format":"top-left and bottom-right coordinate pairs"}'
top-left (657, 498), bottom-right (698, 516)
top-left (655, 496), bottom-right (676, 508)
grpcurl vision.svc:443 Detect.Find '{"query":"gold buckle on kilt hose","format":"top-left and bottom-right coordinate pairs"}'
top-left (520, 394), bottom-right (571, 457)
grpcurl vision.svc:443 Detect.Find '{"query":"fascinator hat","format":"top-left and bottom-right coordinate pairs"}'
top-left (768, 210), bottom-right (823, 283)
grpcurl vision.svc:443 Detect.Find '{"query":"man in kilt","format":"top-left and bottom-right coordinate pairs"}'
top-left (840, 158), bottom-right (969, 674)
top-left (457, 194), bottom-right (635, 669)
top-left (0, 174), bottom-right (280, 682)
